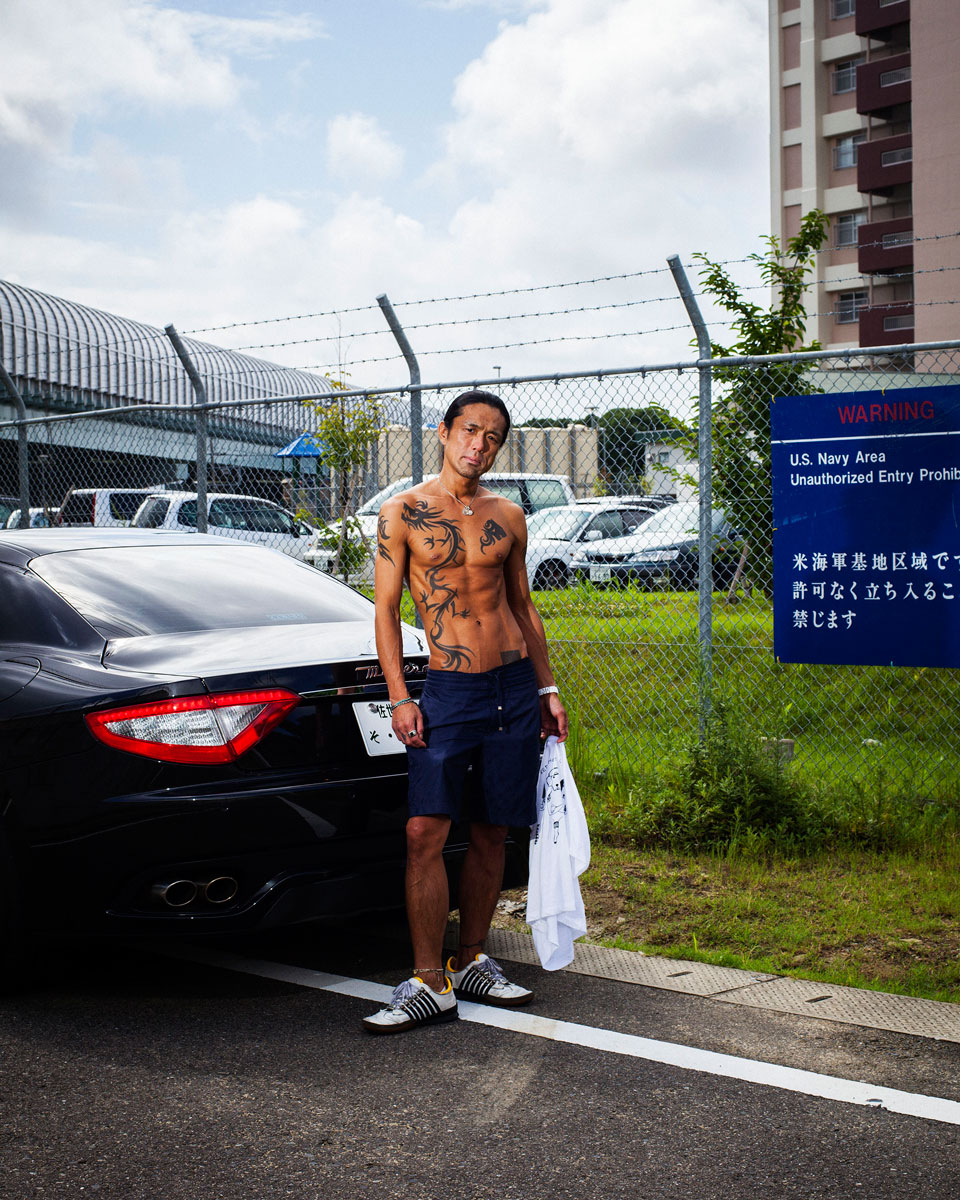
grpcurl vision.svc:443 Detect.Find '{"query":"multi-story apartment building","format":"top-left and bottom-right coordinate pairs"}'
top-left (770, 0), bottom-right (960, 351)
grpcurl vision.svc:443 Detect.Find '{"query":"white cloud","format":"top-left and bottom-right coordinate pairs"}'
top-left (326, 113), bottom-right (405, 184)
top-left (174, 10), bottom-right (326, 58)
top-left (0, 1), bottom-right (325, 152)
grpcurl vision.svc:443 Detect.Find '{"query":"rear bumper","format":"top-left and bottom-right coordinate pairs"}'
top-left (17, 776), bottom-right (530, 936)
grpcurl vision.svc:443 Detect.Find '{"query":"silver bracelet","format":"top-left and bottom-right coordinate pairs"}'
top-left (537, 685), bottom-right (559, 697)
top-left (390, 696), bottom-right (418, 712)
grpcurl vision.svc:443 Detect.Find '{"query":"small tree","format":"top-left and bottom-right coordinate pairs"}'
top-left (692, 209), bottom-right (829, 595)
top-left (593, 405), bottom-right (678, 494)
top-left (308, 380), bottom-right (383, 581)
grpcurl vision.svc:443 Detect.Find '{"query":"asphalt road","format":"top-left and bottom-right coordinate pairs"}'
top-left (2, 919), bottom-right (959, 1200)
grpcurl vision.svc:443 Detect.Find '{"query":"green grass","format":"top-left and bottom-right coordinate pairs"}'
top-left (570, 841), bottom-right (960, 1003)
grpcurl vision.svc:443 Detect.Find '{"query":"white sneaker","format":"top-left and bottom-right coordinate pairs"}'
top-left (361, 976), bottom-right (458, 1035)
top-left (447, 954), bottom-right (533, 1007)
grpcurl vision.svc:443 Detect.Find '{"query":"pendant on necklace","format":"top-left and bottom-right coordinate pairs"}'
top-left (462, 505), bottom-right (473, 516)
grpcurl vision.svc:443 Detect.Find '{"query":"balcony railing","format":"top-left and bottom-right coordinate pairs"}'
top-left (858, 217), bottom-right (913, 274)
top-left (856, 0), bottom-right (910, 39)
top-left (857, 133), bottom-right (913, 193)
top-left (857, 53), bottom-right (912, 114)
top-left (859, 301), bottom-right (915, 348)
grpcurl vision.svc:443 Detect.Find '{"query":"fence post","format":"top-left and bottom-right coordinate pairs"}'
top-left (165, 325), bottom-right (209, 533)
top-left (376, 294), bottom-right (423, 485)
top-left (0, 362), bottom-right (31, 528)
top-left (667, 254), bottom-right (714, 737)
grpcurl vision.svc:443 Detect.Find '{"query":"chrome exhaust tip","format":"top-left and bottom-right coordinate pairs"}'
top-left (152, 879), bottom-right (199, 908)
top-left (202, 876), bottom-right (239, 905)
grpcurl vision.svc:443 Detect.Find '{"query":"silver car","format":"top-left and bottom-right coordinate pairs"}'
top-left (525, 501), bottom-right (661, 589)
top-left (132, 492), bottom-right (316, 559)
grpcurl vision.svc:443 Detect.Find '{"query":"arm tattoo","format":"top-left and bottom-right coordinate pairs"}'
top-left (377, 514), bottom-right (394, 565)
top-left (479, 518), bottom-right (507, 555)
top-left (401, 500), bottom-right (473, 670)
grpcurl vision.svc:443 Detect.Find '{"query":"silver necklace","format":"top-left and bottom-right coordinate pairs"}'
top-left (441, 485), bottom-right (478, 516)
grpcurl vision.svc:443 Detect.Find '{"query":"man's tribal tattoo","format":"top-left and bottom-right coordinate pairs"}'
top-left (377, 514), bottom-right (394, 565)
top-left (479, 518), bottom-right (507, 555)
top-left (401, 500), bottom-right (473, 670)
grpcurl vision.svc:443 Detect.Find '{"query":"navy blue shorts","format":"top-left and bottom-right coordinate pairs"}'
top-left (406, 657), bottom-right (541, 826)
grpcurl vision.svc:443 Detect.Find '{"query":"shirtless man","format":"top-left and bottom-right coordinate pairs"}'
top-left (362, 390), bottom-right (568, 1034)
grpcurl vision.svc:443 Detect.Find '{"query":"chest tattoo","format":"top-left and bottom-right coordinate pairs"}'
top-left (479, 518), bottom-right (507, 554)
top-left (402, 500), bottom-right (473, 669)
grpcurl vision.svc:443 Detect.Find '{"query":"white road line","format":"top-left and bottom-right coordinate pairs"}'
top-left (171, 946), bottom-right (960, 1128)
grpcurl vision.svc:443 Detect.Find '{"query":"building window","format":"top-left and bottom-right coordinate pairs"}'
top-left (836, 212), bottom-right (867, 247)
top-left (836, 291), bottom-right (868, 324)
top-left (831, 0), bottom-right (855, 18)
top-left (883, 314), bottom-right (914, 331)
top-left (832, 58), bottom-right (864, 94)
top-left (881, 146), bottom-right (913, 166)
top-left (834, 132), bottom-right (866, 168)
top-left (879, 65), bottom-right (911, 87)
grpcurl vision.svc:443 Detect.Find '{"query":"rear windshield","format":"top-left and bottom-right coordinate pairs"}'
top-left (32, 543), bottom-right (373, 638)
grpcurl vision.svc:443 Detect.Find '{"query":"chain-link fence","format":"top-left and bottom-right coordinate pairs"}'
top-left (3, 334), bottom-right (960, 812)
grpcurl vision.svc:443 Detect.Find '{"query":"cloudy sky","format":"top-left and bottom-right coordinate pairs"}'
top-left (1, 0), bottom-right (771, 389)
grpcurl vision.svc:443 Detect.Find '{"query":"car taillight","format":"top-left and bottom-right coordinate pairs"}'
top-left (85, 689), bottom-right (300, 764)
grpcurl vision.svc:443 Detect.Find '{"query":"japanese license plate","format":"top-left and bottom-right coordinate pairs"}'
top-left (353, 700), bottom-right (405, 756)
top-left (590, 565), bottom-right (612, 583)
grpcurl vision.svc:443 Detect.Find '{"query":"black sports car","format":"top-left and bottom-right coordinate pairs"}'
top-left (0, 530), bottom-right (524, 965)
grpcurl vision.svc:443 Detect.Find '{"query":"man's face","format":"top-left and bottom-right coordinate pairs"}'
top-left (439, 402), bottom-right (509, 480)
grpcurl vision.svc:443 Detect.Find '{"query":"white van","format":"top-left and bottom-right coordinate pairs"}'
top-left (58, 487), bottom-right (169, 528)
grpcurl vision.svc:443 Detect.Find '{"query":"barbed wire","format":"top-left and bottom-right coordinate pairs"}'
top-left (811, 227), bottom-right (960, 255)
top-left (296, 321), bottom-right (749, 371)
top-left (183, 257), bottom-right (760, 335)
top-left (235, 293), bottom-right (691, 351)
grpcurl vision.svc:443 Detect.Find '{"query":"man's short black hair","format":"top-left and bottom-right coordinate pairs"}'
top-left (441, 390), bottom-right (511, 440)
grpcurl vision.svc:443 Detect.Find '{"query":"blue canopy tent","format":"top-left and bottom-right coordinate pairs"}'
top-left (274, 432), bottom-right (327, 458)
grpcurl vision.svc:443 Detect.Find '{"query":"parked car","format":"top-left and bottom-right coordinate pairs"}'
top-left (576, 494), bottom-right (675, 510)
top-left (58, 486), bottom-right (170, 528)
top-left (0, 497), bottom-right (19, 527)
top-left (305, 473), bottom-right (577, 578)
top-left (570, 501), bottom-right (743, 590)
top-left (525, 500), bottom-right (662, 589)
top-left (0, 529), bottom-right (527, 967)
top-left (132, 492), bottom-right (316, 559)
top-left (5, 506), bottom-right (60, 529)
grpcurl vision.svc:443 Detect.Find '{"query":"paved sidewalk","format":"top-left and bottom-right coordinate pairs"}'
top-left (457, 926), bottom-right (960, 1044)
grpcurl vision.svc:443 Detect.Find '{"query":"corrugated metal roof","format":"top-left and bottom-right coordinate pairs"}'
top-left (0, 278), bottom-right (334, 411)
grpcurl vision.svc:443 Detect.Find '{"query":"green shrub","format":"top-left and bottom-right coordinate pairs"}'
top-left (615, 704), bottom-right (826, 852)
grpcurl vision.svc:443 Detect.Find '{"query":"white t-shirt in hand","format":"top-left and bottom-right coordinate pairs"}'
top-left (526, 736), bottom-right (591, 971)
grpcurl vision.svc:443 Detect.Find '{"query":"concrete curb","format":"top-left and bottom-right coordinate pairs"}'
top-left (456, 926), bottom-right (960, 1044)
